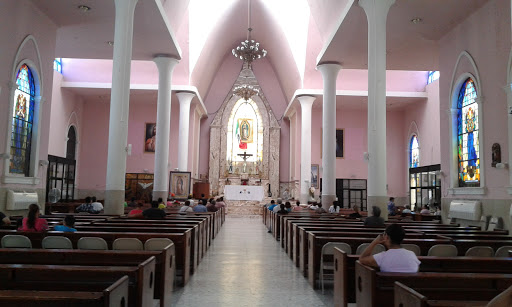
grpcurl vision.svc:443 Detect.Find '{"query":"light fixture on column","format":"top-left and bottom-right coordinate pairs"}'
top-left (232, 0), bottom-right (267, 66)
top-left (233, 84), bottom-right (259, 101)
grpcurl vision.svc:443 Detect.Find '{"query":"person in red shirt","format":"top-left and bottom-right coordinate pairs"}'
top-left (18, 203), bottom-right (48, 232)
top-left (129, 203), bottom-right (144, 216)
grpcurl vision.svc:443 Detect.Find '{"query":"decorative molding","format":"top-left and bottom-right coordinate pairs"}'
top-left (508, 187), bottom-right (512, 195)
top-left (2, 176), bottom-right (40, 185)
top-left (448, 187), bottom-right (486, 195)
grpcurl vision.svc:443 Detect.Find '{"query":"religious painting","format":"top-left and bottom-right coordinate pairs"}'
top-left (336, 129), bottom-right (344, 158)
top-left (170, 171), bottom-right (191, 199)
top-left (311, 164), bottom-right (319, 188)
top-left (144, 123), bottom-right (156, 153)
top-left (320, 129), bottom-right (344, 158)
top-left (236, 118), bottom-right (253, 150)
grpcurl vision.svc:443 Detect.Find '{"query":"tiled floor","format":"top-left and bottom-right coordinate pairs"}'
top-left (171, 217), bottom-right (334, 306)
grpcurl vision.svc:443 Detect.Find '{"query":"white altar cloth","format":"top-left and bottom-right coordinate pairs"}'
top-left (224, 185), bottom-right (264, 201)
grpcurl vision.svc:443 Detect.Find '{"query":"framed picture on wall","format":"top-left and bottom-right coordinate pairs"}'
top-left (320, 128), bottom-right (345, 158)
top-left (169, 171), bottom-right (191, 199)
top-left (144, 123), bottom-right (156, 153)
top-left (311, 164), bottom-right (319, 188)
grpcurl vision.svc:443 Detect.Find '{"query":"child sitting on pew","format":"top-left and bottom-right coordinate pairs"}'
top-left (54, 215), bottom-right (76, 232)
top-left (18, 204), bottom-right (48, 232)
top-left (128, 203), bottom-right (144, 216)
top-left (359, 224), bottom-right (420, 273)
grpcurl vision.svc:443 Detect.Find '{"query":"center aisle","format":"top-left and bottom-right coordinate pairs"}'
top-left (171, 217), bottom-right (333, 306)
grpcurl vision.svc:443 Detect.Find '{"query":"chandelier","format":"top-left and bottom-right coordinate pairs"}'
top-left (232, 0), bottom-right (267, 65)
top-left (233, 84), bottom-right (259, 101)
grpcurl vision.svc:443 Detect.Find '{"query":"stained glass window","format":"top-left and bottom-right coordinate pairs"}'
top-left (53, 58), bottom-right (62, 73)
top-left (409, 135), bottom-right (419, 168)
top-left (457, 78), bottom-right (480, 187)
top-left (10, 64), bottom-right (35, 176)
top-left (427, 71), bottom-right (440, 84)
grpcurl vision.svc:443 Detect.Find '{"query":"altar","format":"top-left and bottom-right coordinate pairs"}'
top-left (224, 185), bottom-right (264, 201)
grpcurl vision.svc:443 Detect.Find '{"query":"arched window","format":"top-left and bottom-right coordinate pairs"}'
top-left (10, 64), bottom-right (36, 176)
top-left (226, 98), bottom-right (263, 174)
top-left (66, 126), bottom-right (77, 160)
top-left (409, 135), bottom-right (419, 168)
top-left (457, 78), bottom-right (480, 187)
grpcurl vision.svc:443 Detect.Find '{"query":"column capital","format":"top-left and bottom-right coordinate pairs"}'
top-left (358, 0), bottom-right (395, 16)
top-left (296, 95), bottom-right (316, 109)
top-left (153, 56), bottom-right (179, 71)
top-left (316, 62), bottom-right (342, 78)
top-left (176, 91), bottom-right (195, 106)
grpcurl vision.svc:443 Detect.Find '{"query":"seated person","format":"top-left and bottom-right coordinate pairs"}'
top-left (143, 201), bottom-right (166, 219)
top-left (329, 201), bottom-right (340, 213)
top-left (193, 200), bottom-right (208, 212)
top-left (129, 201), bottom-right (166, 219)
top-left (364, 206), bottom-right (385, 227)
top-left (359, 224), bottom-right (420, 273)
top-left (54, 215), bottom-right (76, 232)
top-left (309, 203), bottom-right (319, 210)
top-left (292, 201), bottom-right (302, 212)
top-left (128, 203), bottom-right (144, 216)
top-left (215, 197), bottom-right (226, 208)
top-left (315, 203), bottom-right (327, 214)
top-left (127, 197), bottom-right (137, 208)
top-left (387, 197), bottom-right (396, 216)
top-left (273, 200), bottom-right (283, 213)
top-left (420, 205), bottom-right (430, 215)
top-left (90, 196), bottom-right (104, 213)
top-left (179, 200), bottom-right (194, 213)
top-left (76, 196), bottom-right (100, 214)
top-left (285, 202), bottom-right (292, 213)
top-left (157, 197), bottom-right (166, 209)
top-left (276, 204), bottom-right (288, 214)
top-left (267, 200), bottom-right (277, 211)
top-left (402, 205), bottom-right (412, 214)
top-left (18, 204), bottom-right (48, 232)
top-left (0, 211), bottom-right (11, 226)
top-left (348, 205), bottom-right (362, 218)
top-left (207, 200), bottom-right (218, 212)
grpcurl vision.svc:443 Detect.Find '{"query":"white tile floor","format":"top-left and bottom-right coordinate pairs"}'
top-left (171, 217), bottom-right (335, 306)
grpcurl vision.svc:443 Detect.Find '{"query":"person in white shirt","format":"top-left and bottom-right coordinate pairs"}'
top-left (359, 224), bottom-right (420, 273)
top-left (402, 205), bottom-right (412, 214)
top-left (179, 200), bottom-right (194, 213)
top-left (273, 199), bottom-right (283, 213)
top-left (328, 201), bottom-right (340, 213)
top-left (90, 196), bottom-right (104, 213)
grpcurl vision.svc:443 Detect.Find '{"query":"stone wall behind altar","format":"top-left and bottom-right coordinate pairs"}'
top-left (208, 65), bottom-right (281, 208)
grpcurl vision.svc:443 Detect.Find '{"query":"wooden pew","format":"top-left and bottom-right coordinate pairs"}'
top-left (394, 281), bottom-right (489, 307)
top-left (0, 230), bottom-right (191, 286)
top-left (333, 249), bottom-right (512, 307)
top-left (0, 257), bottom-right (156, 307)
top-left (307, 234), bottom-right (452, 288)
top-left (0, 275), bottom-right (129, 307)
top-left (0, 247), bottom-right (174, 307)
top-left (355, 261), bottom-right (512, 307)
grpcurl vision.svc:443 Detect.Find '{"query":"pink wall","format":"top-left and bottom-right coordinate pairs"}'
top-left (78, 93), bottom-right (184, 191)
top-left (198, 54), bottom-right (291, 182)
top-left (308, 106), bottom-right (407, 197)
top-left (402, 80), bottom-right (441, 167)
top-left (0, 0), bottom-right (57, 192)
top-left (439, 0), bottom-right (510, 199)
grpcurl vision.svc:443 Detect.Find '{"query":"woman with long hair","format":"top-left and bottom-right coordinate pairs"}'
top-left (18, 203), bottom-right (48, 232)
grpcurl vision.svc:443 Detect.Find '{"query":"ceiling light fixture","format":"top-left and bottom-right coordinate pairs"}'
top-left (233, 84), bottom-right (259, 101)
top-left (232, 0), bottom-right (267, 67)
top-left (77, 5), bottom-right (91, 13)
top-left (411, 18), bottom-right (423, 24)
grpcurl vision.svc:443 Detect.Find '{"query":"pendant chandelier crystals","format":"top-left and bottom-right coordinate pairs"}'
top-left (232, 0), bottom-right (267, 66)
top-left (233, 84), bottom-right (259, 101)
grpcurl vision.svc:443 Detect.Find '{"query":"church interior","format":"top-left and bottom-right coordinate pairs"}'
top-left (1, 0), bottom-right (512, 305)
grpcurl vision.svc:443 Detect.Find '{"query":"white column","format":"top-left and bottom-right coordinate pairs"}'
top-left (504, 86), bottom-right (512, 194)
top-left (152, 57), bottom-right (179, 201)
top-left (359, 0), bottom-right (395, 219)
top-left (317, 63), bottom-right (342, 208)
top-left (104, 0), bottom-right (138, 215)
top-left (298, 96), bottom-right (316, 204)
top-left (177, 91), bottom-right (195, 171)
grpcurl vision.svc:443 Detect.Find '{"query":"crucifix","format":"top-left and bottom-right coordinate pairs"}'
top-left (237, 151), bottom-right (253, 173)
